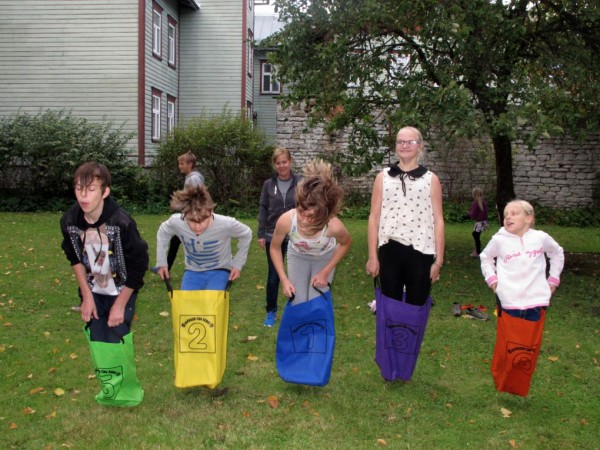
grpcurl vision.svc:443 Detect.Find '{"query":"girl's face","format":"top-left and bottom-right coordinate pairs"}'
top-left (503, 204), bottom-right (533, 236)
top-left (297, 207), bottom-right (317, 225)
top-left (395, 129), bottom-right (422, 162)
top-left (186, 212), bottom-right (212, 235)
top-left (274, 155), bottom-right (292, 179)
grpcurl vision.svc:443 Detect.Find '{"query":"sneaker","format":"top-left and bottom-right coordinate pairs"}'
top-left (264, 311), bottom-right (276, 327)
top-left (451, 302), bottom-right (461, 316)
top-left (466, 307), bottom-right (489, 321)
top-left (368, 300), bottom-right (377, 314)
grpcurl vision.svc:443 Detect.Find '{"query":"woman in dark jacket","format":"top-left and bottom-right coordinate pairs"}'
top-left (257, 148), bottom-right (300, 327)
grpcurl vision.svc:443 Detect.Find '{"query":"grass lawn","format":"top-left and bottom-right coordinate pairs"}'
top-left (0, 213), bottom-right (598, 449)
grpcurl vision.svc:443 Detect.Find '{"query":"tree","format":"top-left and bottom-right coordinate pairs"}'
top-left (268, 0), bottom-right (600, 216)
top-left (152, 109), bottom-right (273, 213)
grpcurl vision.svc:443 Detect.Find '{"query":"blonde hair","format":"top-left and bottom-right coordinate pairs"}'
top-left (472, 187), bottom-right (484, 211)
top-left (272, 147), bottom-right (292, 166)
top-left (397, 126), bottom-right (423, 143)
top-left (178, 150), bottom-right (197, 167)
top-left (295, 159), bottom-right (343, 234)
top-left (170, 185), bottom-right (215, 220)
top-left (505, 199), bottom-right (535, 224)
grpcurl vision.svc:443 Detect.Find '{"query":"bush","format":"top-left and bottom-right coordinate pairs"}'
top-left (0, 110), bottom-right (148, 211)
top-left (152, 109), bottom-right (273, 215)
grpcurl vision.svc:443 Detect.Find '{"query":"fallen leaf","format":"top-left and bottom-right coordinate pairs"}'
top-left (68, 353), bottom-right (78, 360)
top-left (30, 387), bottom-right (45, 395)
top-left (54, 388), bottom-right (65, 397)
top-left (43, 331), bottom-right (50, 337)
top-left (247, 354), bottom-right (258, 361)
top-left (232, 324), bottom-right (239, 331)
top-left (548, 356), bottom-right (559, 362)
top-left (255, 284), bottom-right (264, 290)
top-left (48, 367), bottom-right (57, 374)
top-left (88, 374), bottom-right (96, 379)
top-left (3, 322), bottom-right (13, 327)
top-left (267, 395), bottom-right (279, 408)
top-left (46, 411), bottom-right (57, 419)
top-left (27, 373), bottom-right (33, 379)
top-left (501, 407), bottom-right (512, 418)
top-left (509, 439), bottom-right (519, 448)
top-left (159, 311), bottom-right (170, 317)
top-left (9, 422), bottom-right (17, 430)
top-left (243, 411), bottom-right (251, 417)
top-left (23, 407), bottom-right (35, 415)
top-left (377, 439), bottom-right (388, 446)
top-left (580, 418), bottom-right (588, 425)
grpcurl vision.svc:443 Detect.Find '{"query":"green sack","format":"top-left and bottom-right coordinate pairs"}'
top-left (84, 325), bottom-right (144, 407)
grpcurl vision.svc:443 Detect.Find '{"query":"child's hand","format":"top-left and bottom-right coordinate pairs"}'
top-left (549, 284), bottom-right (557, 295)
top-left (156, 266), bottom-right (169, 280)
top-left (80, 296), bottom-right (98, 323)
top-left (311, 272), bottom-right (329, 289)
top-left (365, 258), bottom-right (379, 278)
top-left (490, 282), bottom-right (498, 293)
top-left (229, 268), bottom-right (241, 282)
top-left (281, 279), bottom-right (295, 298)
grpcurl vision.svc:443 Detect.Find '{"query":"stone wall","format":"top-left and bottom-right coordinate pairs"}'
top-left (276, 102), bottom-right (600, 208)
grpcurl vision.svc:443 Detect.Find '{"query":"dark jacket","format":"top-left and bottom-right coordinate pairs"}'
top-left (60, 196), bottom-right (149, 293)
top-left (258, 172), bottom-right (300, 240)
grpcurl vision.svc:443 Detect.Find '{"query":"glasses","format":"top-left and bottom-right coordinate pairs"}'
top-left (396, 139), bottom-right (420, 147)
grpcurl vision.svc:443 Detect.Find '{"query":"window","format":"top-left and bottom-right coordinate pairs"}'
top-left (260, 61), bottom-right (280, 94)
top-left (246, 101), bottom-right (253, 123)
top-left (246, 30), bottom-right (254, 77)
top-left (152, 2), bottom-right (163, 59)
top-left (152, 89), bottom-right (162, 142)
top-left (167, 95), bottom-right (176, 134)
top-left (167, 16), bottom-right (177, 68)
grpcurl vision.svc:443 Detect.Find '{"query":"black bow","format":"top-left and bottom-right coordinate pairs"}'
top-left (388, 163), bottom-right (427, 196)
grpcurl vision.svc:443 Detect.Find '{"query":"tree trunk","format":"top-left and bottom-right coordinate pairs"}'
top-left (492, 134), bottom-right (516, 223)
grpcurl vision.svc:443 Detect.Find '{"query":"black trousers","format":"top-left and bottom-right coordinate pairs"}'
top-left (378, 240), bottom-right (434, 306)
top-left (88, 292), bottom-right (137, 343)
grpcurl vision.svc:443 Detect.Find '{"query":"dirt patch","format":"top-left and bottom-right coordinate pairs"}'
top-left (564, 252), bottom-right (600, 277)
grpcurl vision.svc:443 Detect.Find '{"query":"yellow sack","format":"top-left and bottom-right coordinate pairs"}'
top-left (166, 280), bottom-right (231, 389)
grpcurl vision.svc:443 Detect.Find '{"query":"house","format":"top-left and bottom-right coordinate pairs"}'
top-left (0, 0), bottom-right (256, 165)
top-left (253, 13), bottom-right (284, 143)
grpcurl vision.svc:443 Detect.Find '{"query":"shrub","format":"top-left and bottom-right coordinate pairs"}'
top-left (0, 110), bottom-right (148, 211)
top-left (152, 109), bottom-right (273, 215)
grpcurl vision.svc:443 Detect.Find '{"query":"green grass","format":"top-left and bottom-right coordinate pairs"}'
top-left (0, 213), bottom-right (598, 449)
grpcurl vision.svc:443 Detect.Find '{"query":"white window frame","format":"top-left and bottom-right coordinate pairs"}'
top-left (167, 16), bottom-right (177, 68)
top-left (152, 2), bottom-right (163, 59)
top-left (152, 89), bottom-right (162, 142)
top-left (260, 60), bottom-right (280, 94)
top-left (247, 30), bottom-right (254, 77)
top-left (167, 96), bottom-right (176, 134)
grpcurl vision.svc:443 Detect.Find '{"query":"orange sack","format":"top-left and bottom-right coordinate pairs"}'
top-left (491, 308), bottom-right (546, 397)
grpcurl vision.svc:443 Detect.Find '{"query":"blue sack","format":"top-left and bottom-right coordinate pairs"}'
top-left (276, 287), bottom-right (335, 386)
top-left (375, 283), bottom-right (432, 382)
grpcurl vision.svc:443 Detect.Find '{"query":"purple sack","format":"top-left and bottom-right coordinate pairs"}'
top-left (375, 287), bottom-right (432, 381)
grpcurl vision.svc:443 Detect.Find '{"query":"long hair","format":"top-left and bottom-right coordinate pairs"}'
top-left (169, 185), bottom-right (215, 220)
top-left (472, 187), bottom-right (484, 211)
top-left (295, 159), bottom-right (344, 233)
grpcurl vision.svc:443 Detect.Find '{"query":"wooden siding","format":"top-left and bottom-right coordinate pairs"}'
top-left (179, 0), bottom-right (249, 120)
top-left (253, 50), bottom-right (277, 143)
top-left (0, 1), bottom-right (139, 149)
top-left (144, 0), bottom-right (181, 159)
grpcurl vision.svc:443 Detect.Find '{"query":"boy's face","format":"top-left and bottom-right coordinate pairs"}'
top-left (503, 204), bottom-right (533, 236)
top-left (185, 211), bottom-right (212, 235)
top-left (75, 178), bottom-right (109, 219)
top-left (178, 160), bottom-right (194, 176)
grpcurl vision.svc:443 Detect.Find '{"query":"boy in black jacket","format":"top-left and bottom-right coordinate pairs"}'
top-left (60, 162), bottom-right (149, 343)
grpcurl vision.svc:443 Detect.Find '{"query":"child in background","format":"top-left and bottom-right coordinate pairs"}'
top-left (468, 187), bottom-right (489, 257)
top-left (270, 159), bottom-right (352, 304)
top-left (480, 199), bottom-right (564, 395)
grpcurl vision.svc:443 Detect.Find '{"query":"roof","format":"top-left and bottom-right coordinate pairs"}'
top-left (254, 14), bottom-right (284, 42)
top-left (179, 0), bottom-right (200, 10)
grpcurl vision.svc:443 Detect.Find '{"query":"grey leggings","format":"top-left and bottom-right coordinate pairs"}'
top-left (286, 246), bottom-right (335, 305)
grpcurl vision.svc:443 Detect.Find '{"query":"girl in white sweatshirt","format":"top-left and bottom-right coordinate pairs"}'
top-left (480, 200), bottom-right (564, 320)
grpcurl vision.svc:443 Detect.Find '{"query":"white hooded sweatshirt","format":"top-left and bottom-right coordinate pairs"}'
top-left (480, 227), bottom-right (564, 310)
